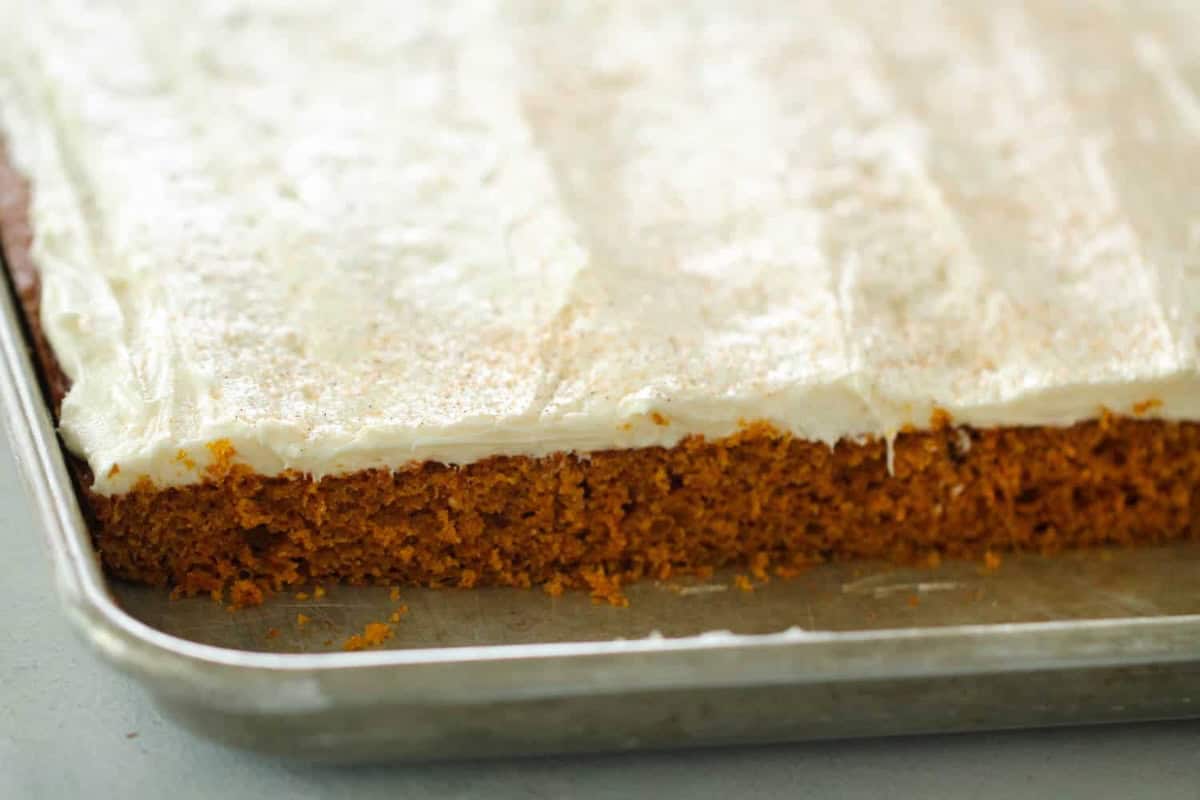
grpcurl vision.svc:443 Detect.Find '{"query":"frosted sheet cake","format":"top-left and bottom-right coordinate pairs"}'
top-left (3, 1), bottom-right (1200, 604)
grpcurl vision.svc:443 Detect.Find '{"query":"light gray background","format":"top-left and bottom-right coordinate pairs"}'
top-left (2, 438), bottom-right (1198, 799)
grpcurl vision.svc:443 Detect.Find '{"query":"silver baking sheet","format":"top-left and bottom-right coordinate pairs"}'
top-left (3, 263), bottom-right (1200, 762)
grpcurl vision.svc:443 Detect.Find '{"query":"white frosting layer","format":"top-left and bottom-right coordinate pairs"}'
top-left (3, 0), bottom-right (1200, 495)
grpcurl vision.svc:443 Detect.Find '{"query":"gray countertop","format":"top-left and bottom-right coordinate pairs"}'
top-left (2, 436), bottom-right (1199, 799)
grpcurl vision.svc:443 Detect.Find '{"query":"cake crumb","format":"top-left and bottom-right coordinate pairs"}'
top-left (313, 585), bottom-right (326, 599)
top-left (749, 552), bottom-right (771, 582)
top-left (389, 605), bottom-right (409, 623)
top-left (925, 551), bottom-right (942, 569)
top-left (294, 591), bottom-right (310, 601)
top-left (929, 407), bottom-right (953, 430)
top-left (906, 594), bottom-right (920, 607)
top-left (734, 574), bottom-right (755, 592)
top-left (581, 567), bottom-right (629, 607)
top-left (174, 449), bottom-right (196, 470)
top-left (296, 613), bottom-right (311, 627)
top-left (1132, 398), bottom-right (1163, 416)
top-left (542, 575), bottom-right (565, 597)
top-left (983, 550), bottom-right (1002, 571)
top-left (650, 411), bottom-right (669, 426)
top-left (106, 463), bottom-right (120, 478)
top-left (265, 627), bottom-right (280, 640)
top-left (772, 553), bottom-right (819, 580)
top-left (389, 586), bottom-right (401, 602)
top-left (203, 439), bottom-right (238, 479)
top-left (343, 622), bottom-right (394, 651)
top-left (229, 579), bottom-right (264, 608)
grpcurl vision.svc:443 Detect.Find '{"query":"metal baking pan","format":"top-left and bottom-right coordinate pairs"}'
top-left (3, 264), bottom-right (1200, 763)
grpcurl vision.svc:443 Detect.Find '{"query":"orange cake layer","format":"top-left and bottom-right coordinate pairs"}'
top-left (83, 416), bottom-right (1200, 605)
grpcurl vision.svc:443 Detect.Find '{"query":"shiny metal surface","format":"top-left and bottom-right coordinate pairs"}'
top-left (2, 263), bottom-right (1200, 762)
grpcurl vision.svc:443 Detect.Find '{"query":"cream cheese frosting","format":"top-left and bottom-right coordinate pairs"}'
top-left (2, 0), bottom-right (1200, 495)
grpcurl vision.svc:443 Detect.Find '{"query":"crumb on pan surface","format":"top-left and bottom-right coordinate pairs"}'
top-left (344, 622), bottom-right (394, 652)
